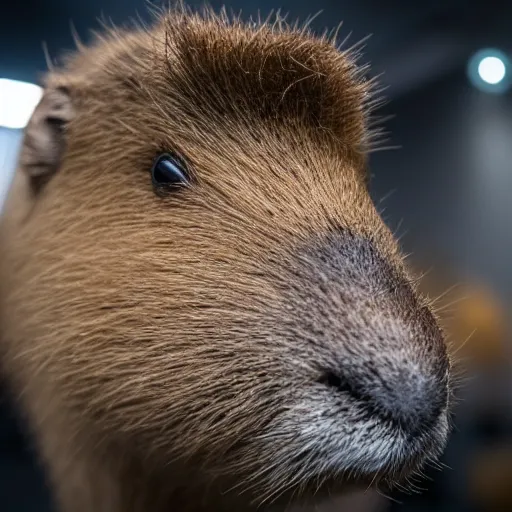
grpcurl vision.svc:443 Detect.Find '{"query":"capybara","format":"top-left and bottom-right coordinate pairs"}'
top-left (0, 6), bottom-right (452, 512)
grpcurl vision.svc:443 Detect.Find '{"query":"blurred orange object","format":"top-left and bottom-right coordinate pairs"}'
top-left (468, 446), bottom-right (512, 512)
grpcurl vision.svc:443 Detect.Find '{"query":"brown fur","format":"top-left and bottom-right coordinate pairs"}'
top-left (0, 6), bottom-right (451, 512)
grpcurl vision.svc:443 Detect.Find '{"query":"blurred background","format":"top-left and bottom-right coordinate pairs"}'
top-left (1, 1), bottom-right (511, 511)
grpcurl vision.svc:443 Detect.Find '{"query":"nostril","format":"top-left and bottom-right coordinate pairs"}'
top-left (319, 369), bottom-right (446, 437)
top-left (318, 371), bottom-right (366, 402)
top-left (319, 371), bottom-right (343, 390)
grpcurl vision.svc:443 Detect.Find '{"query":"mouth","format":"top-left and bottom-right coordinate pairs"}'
top-left (249, 397), bottom-right (451, 507)
top-left (361, 409), bottom-right (451, 480)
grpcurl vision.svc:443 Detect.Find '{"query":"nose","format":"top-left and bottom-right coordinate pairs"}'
top-left (320, 368), bottom-right (447, 436)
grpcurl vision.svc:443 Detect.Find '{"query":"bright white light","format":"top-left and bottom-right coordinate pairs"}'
top-left (478, 56), bottom-right (506, 85)
top-left (468, 49), bottom-right (510, 93)
top-left (0, 79), bottom-right (43, 130)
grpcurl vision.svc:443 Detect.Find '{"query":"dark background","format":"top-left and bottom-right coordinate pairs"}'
top-left (1, 1), bottom-right (512, 511)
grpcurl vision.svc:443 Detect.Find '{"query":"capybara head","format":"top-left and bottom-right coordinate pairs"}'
top-left (0, 6), bottom-right (452, 511)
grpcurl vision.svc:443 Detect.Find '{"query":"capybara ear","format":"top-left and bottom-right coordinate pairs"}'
top-left (18, 86), bottom-right (74, 192)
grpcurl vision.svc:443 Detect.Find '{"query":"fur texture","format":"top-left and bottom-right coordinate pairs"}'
top-left (0, 5), bottom-right (451, 512)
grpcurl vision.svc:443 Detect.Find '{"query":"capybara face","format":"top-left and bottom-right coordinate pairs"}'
top-left (0, 7), bottom-right (452, 511)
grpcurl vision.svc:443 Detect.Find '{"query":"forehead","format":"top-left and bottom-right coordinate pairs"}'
top-left (52, 12), bottom-right (370, 151)
top-left (167, 17), bottom-right (368, 146)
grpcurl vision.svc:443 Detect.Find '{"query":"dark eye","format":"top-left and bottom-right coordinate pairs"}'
top-left (151, 153), bottom-right (189, 190)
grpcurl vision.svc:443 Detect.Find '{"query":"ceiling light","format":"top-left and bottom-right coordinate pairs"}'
top-left (478, 56), bottom-right (506, 85)
top-left (468, 49), bottom-right (510, 93)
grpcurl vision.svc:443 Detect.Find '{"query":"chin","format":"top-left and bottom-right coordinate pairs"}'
top-left (244, 402), bottom-right (451, 509)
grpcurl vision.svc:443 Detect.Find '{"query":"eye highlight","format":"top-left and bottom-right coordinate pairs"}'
top-left (151, 153), bottom-right (189, 190)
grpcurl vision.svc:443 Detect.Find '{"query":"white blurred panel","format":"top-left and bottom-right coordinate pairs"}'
top-left (0, 127), bottom-right (22, 210)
